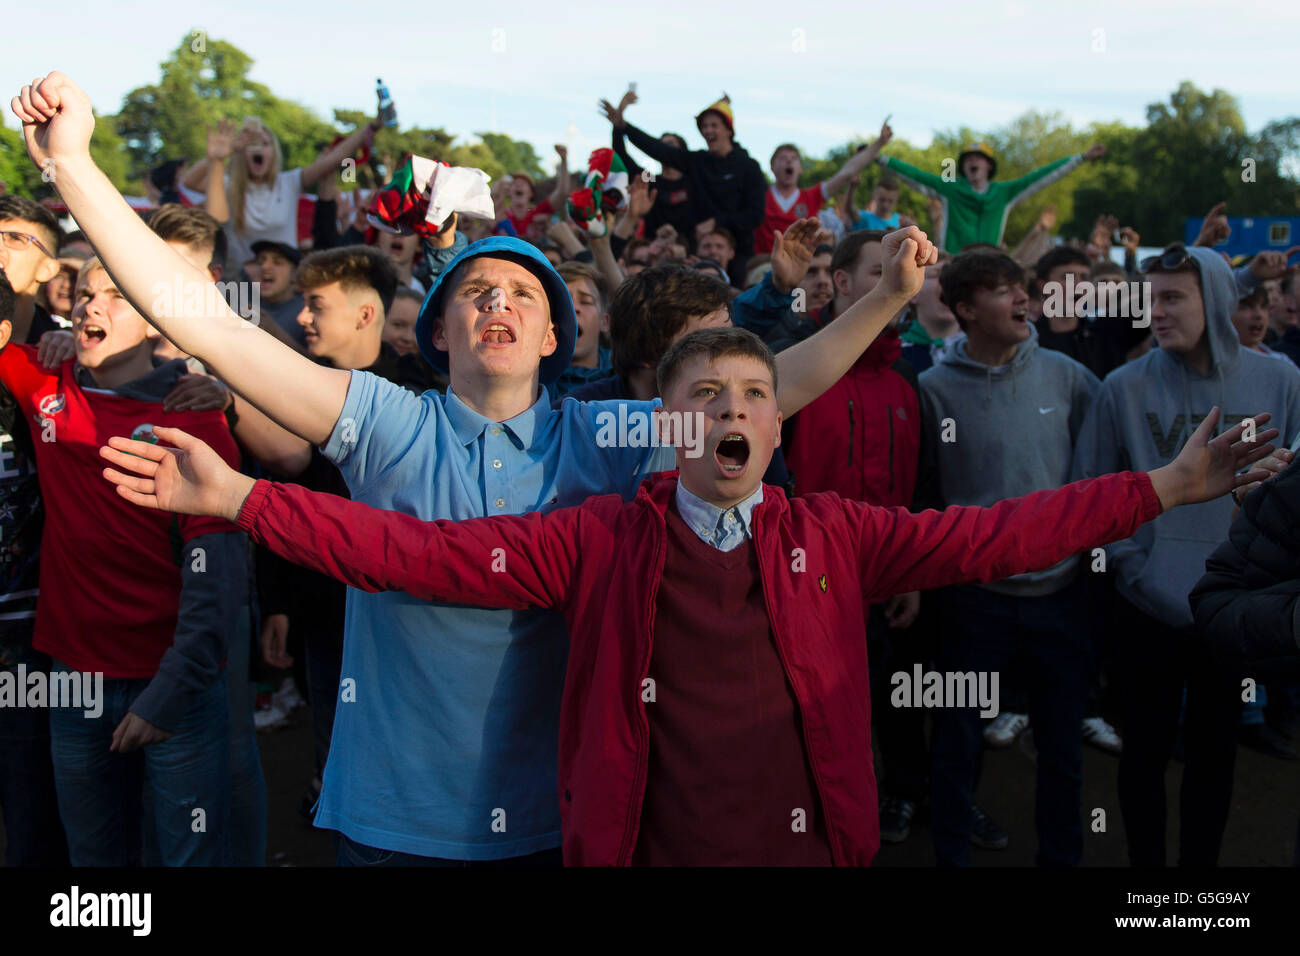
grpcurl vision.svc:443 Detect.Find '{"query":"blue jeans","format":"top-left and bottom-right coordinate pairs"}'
top-left (930, 577), bottom-right (1093, 867)
top-left (49, 660), bottom-right (231, 866)
top-left (0, 650), bottom-right (69, 866)
top-left (337, 833), bottom-right (563, 868)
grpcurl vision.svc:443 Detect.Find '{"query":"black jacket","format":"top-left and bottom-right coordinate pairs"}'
top-left (1190, 462), bottom-right (1300, 676)
top-left (622, 123), bottom-right (766, 281)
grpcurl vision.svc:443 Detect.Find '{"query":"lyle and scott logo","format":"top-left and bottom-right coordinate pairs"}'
top-left (817, 573), bottom-right (828, 593)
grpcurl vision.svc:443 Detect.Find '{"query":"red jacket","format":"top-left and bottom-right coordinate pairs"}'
top-left (783, 328), bottom-right (921, 507)
top-left (236, 469), bottom-right (1161, 865)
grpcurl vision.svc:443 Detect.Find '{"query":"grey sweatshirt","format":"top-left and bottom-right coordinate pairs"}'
top-left (77, 359), bottom-right (249, 730)
top-left (919, 326), bottom-right (1100, 596)
top-left (1072, 247), bottom-right (1300, 629)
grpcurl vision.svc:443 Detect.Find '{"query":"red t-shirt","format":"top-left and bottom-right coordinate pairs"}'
top-left (0, 346), bottom-right (239, 677)
top-left (755, 184), bottom-right (826, 254)
top-left (506, 198), bottom-right (554, 241)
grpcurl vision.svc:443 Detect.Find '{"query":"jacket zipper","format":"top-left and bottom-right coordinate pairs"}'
top-left (754, 510), bottom-right (842, 865)
top-left (847, 399), bottom-right (855, 466)
top-left (617, 503), bottom-right (667, 865)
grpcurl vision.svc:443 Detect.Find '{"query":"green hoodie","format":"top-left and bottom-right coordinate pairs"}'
top-left (880, 153), bottom-right (1083, 255)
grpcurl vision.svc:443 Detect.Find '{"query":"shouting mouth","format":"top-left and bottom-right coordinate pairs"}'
top-left (714, 432), bottom-right (750, 475)
top-left (481, 322), bottom-right (518, 346)
top-left (79, 324), bottom-right (107, 349)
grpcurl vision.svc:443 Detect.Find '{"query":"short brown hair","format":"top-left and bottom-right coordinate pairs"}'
top-left (296, 245), bottom-right (398, 314)
top-left (391, 286), bottom-right (424, 307)
top-left (148, 204), bottom-right (226, 267)
top-left (0, 195), bottom-right (62, 255)
top-left (556, 261), bottom-right (608, 313)
top-left (608, 264), bottom-right (733, 377)
top-left (657, 326), bottom-right (777, 397)
top-left (875, 175), bottom-right (899, 192)
top-left (702, 227), bottom-right (736, 251)
top-left (770, 143), bottom-right (801, 164)
top-left (831, 230), bottom-right (886, 276)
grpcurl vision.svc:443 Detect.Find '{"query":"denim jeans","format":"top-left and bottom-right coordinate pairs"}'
top-left (0, 649), bottom-right (69, 866)
top-left (49, 659), bottom-right (231, 866)
top-left (930, 576), bottom-right (1093, 866)
top-left (337, 832), bottom-right (563, 868)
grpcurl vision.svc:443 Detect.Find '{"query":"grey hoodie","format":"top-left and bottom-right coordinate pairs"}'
top-left (76, 359), bottom-right (249, 731)
top-left (919, 325), bottom-right (1100, 596)
top-left (1072, 246), bottom-right (1300, 629)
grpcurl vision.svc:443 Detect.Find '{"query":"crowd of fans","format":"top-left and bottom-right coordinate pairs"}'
top-left (1, 70), bottom-right (1298, 868)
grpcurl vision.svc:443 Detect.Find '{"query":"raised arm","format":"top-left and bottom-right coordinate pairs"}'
top-left (300, 119), bottom-right (379, 190)
top-left (99, 426), bottom-right (580, 612)
top-left (823, 120), bottom-right (893, 198)
top-left (202, 118), bottom-right (245, 225)
top-left (999, 145), bottom-right (1101, 205)
top-left (12, 73), bottom-right (350, 445)
top-left (546, 144), bottom-right (571, 211)
top-left (774, 225), bottom-right (934, 416)
top-left (877, 155), bottom-right (947, 197)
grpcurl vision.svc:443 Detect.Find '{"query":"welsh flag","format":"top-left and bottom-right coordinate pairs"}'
top-left (565, 148), bottom-right (629, 236)
top-left (367, 155), bottom-right (495, 238)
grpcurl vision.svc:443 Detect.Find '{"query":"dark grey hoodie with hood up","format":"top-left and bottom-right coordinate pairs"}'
top-left (1072, 247), bottom-right (1300, 629)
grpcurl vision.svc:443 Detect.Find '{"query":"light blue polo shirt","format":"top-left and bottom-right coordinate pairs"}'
top-left (315, 371), bottom-right (674, 859)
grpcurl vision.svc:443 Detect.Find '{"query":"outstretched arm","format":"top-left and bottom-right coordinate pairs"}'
top-left (856, 410), bottom-right (1278, 600)
top-left (12, 73), bottom-right (350, 445)
top-left (774, 225), bottom-right (935, 416)
top-left (99, 426), bottom-right (581, 611)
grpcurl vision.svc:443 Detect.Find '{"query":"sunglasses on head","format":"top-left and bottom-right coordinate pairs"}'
top-left (1139, 247), bottom-right (1197, 275)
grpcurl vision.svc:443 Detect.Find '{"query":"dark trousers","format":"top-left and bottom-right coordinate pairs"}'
top-left (1112, 596), bottom-right (1242, 866)
top-left (930, 576), bottom-right (1092, 867)
top-left (337, 833), bottom-right (562, 868)
top-left (0, 655), bottom-right (69, 866)
top-left (306, 627), bottom-right (344, 779)
top-left (867, 604), bottom-right (931, 803)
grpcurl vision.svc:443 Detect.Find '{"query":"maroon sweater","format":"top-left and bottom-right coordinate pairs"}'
top-left (631, 502), bottom-right (834, 865)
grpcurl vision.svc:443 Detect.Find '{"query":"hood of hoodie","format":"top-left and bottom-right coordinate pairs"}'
top-left (75, 356), bottom-right (191, 402)
top-left (921, 324), bottom-right (1102, 596)
top-left (1071, 245), bottom-right (1300, 626)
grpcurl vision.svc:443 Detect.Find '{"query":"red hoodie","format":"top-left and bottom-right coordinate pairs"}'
top-left (235, 469), bottom-right (1161, 865)
top-left (783, 328), bottom-right (920, 507)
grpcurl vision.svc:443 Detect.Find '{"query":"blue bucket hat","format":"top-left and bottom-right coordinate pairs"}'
top-left (415, 236), bottom-right (577, 385)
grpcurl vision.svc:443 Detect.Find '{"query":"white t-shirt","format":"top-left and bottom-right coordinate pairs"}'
top-left (225, 168), bottom-right (303, 269)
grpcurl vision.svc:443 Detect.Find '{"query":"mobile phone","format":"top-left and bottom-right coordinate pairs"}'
top-left (1289, 430), bottom-right (1300, 454)
top-left (629, 82), bottom-right (637, 94)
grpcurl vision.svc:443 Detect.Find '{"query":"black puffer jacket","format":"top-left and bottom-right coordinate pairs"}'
top-left (1190, 461), bottom-right (1300, 675)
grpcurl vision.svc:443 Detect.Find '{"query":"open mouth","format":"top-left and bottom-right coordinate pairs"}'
top-left (1012, 310), bottom-right (1028, 322)
top-left (714, 432), bottom-right (750, 474)
top-left (481, 322), bottom-right (517, 346)
top-left (79, 324), bottom-right (107, 348)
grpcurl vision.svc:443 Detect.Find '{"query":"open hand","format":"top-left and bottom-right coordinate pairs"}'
top-left (770, 217), bottom-right (821, 293)
top-left (100, 425), bottom-right (254, 521)
top-left (36, 329), bottom-right (75, 369)
top-left (1150, 409), bottom-right (1278, 510)
top-left (1084, 143), bottom-right (1106, 161)
top-left (207, 117), bottom-right (240, 161)
top-left (163, 373), bottom-right (231, 413)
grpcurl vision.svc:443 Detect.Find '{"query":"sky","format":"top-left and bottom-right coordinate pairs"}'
top-left (4, 0), bottom-right (1297, 176)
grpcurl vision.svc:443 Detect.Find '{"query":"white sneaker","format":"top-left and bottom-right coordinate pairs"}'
top-left (254, 700), bottom-right (289, 731)
top-left (1082, 716), bottom-right (1123, 755)
top-left (273, 677), bottom-right (304, 714)
top-left (983, 711), bottom-right (1029, 748)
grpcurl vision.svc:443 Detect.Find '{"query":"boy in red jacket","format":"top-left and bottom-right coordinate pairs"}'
top-left (100, 327), bottom-right (1274, 866)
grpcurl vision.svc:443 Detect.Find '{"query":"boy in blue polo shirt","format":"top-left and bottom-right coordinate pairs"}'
top-left (15, 71), bottom-right (937, 864)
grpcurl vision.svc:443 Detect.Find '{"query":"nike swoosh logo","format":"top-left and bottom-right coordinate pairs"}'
top-left (1038, 407), bottom-right (1055, 414)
